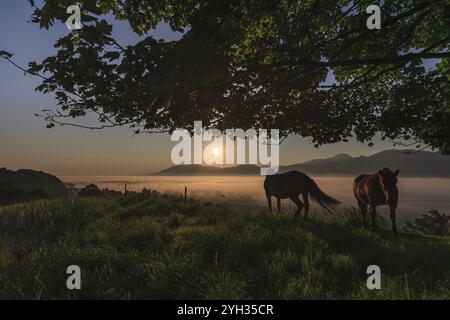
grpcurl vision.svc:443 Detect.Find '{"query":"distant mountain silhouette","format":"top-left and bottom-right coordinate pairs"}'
top-left (0, 167), bottom-right (67, 196)
top-left (152, 164), bottom-right (261, 176)
top-left (283, 149), bottom-right (450, 177)
top-left (151, 150), bottom-right (450, 177)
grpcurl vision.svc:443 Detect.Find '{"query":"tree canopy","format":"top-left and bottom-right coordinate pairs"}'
top-left (4, 0), bottom-right (450, 152)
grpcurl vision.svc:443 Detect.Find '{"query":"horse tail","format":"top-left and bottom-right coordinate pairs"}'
top-left (307, 179), bottom-right (341, 213)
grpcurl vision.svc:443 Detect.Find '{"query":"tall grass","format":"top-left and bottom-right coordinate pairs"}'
top-left (0, 194), bottom-right (449, 299)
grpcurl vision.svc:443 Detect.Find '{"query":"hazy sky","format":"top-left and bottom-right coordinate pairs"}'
top-left (0, 1), bottom-right (410, 175)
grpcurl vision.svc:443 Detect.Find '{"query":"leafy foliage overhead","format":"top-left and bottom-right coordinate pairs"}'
top-left (15, 1), bottom-right (450, 152)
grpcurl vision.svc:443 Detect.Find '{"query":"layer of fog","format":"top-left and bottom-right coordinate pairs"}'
top-left (62, 175), bottom-right (450, 222)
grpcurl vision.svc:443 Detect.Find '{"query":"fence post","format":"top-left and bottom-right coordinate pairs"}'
top-left (184, 186), bottom-right (187, 208)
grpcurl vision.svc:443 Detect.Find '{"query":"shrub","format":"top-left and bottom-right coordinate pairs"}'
top-left (405, 210), bottom-right (449, 236)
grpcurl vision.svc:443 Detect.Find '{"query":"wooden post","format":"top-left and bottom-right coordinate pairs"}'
top-left (125, 183), bottom-right (127, 194)
top-left (184, 186), bottom-right (187, 208)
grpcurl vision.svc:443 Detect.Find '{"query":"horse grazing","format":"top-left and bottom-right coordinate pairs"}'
top-left (353, 168), bottom-right (400, 235)
top-left (264, 170), bottom-right (341, 218)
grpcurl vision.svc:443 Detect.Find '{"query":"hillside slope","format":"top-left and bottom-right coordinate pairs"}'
top-left (0, 195), bottom-right (448, 299)
top-left (0, 167), bottom-right (67, 196)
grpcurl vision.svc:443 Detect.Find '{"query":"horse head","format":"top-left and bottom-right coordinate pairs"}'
top-left (377, 168), bottom-right (399, 205)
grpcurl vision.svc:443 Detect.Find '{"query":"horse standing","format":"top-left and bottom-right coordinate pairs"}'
top-left (353, 168), bottom-right (400, 235)
top-left (264, 170), bottom-right (341, 218)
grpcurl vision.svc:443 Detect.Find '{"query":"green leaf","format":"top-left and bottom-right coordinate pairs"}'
top-left (104, 51), bottom-right (120, 61)
top-left (96, 20), bottom-right (112, 35)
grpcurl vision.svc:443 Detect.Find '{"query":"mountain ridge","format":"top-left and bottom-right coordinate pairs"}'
top-left (149, 149), bottom-right (450, 177)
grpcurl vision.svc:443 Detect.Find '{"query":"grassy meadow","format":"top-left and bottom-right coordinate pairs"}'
top-left (0, 193), bottom-right (449, 299)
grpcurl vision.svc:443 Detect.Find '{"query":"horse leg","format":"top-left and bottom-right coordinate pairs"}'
top-left (358, 201), bottom-right (368, 228)
top-left (266, 194), bottom-right (272, 213)
top-left (390, 205), bottom-right (398, 236)
top-left (277, 197), bottom-right (281, 213)
top-left (289, 196), bottom-right (304, 219)
top-left (302, 192), bottom-right (309, 219)
top-left (370, 205), bottom-right (377, 229)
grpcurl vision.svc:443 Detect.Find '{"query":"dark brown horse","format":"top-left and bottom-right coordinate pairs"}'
top-left (353, 168), bottom-right (400, 235)
top-left (264, 170), bottom-right (341, 218)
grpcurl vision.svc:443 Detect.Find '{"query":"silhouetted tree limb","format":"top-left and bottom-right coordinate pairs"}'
top-left (1, 0), bottom-right (448, 152)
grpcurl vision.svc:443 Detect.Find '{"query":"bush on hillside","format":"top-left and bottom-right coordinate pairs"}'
top-left (77, 184), bottom-right (104, 197)
top-left (405, 210), bottom-right (449, 236)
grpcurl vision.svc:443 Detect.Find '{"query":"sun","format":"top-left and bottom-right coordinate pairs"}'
top-left (212, 147), bottom-right (220, 157)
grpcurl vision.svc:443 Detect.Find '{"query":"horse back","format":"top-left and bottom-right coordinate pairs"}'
top-left (264, 171), bottom-right (311, 198)
top-left (353, 174), bottom-right (372, 204)
top-left (353, 173), bottom-right (387, 206)
top-left (353, 175), bottom-right (370, 191)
